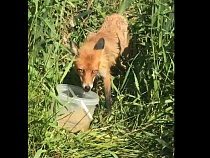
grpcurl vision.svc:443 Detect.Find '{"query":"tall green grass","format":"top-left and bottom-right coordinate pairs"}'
top-left (28, 0), bottom-right (174, 157)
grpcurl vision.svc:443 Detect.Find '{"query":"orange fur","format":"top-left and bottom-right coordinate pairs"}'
top-left (73, 14), bottom-right (129, 109)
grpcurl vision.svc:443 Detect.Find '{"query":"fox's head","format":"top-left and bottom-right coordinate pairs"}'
top-left (71, 38), bottom-right (105, 92)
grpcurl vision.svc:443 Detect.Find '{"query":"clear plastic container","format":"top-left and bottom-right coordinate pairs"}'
top-left (55, 84), bottom-right (99, 132)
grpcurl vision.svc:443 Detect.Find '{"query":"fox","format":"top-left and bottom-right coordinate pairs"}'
top-left (70, 14), bottom-right (130, 109)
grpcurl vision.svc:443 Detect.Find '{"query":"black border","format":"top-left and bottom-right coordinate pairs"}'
top-left (2, 0), bottom-right (28, 157)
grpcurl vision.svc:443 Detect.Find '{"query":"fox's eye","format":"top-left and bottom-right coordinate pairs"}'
top-left (77, 69), bottom-right (84, 74)
top-left (92, 70), bottom-right (99, 75)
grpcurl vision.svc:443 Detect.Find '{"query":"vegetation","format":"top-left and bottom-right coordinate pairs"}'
top-left (28, 0), bottom-right (174, 157)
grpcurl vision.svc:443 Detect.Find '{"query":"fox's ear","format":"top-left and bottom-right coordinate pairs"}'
top-left (70, 41), bottom-right (79, 56)
top-left (94, 38), bottom-right (105, 50)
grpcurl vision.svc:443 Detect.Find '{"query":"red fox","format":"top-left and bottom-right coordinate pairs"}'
top-left (70, 14), bottom-right (129, 109)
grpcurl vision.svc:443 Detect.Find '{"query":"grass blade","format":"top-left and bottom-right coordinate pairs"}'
top-left (111, 76), bottom-right (120, 95)
top-left (108, 150), bottom-right (118, 158)
top-left (34, 149), bottom-right (47, 158)
top-left (28, 0), bottom-right (174, 157)
top-left (132, 70), bottom-right (140, 98)
top-left (120, 64), bottom-right (131, 92)
top-left (118, 0), bottom-right (132, 14)
top-left (120, 53), bottom-right (140, 92)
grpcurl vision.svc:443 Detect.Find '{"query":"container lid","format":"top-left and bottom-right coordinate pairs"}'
top-left (57, 84), bottom-right (99, 106)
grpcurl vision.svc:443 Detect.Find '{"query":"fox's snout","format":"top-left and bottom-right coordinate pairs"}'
top-left (84, 85), bottom-right (90, 92)
top-left (81, 77), bottom-right (94, 92)
top-left (82, 83), bottom-right (93, 92)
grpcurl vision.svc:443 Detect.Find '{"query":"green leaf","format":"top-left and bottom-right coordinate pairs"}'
top-left (46, 69), bottom-right (54, 79)
top-left (118, 0), bottom-right (132, 14)
top-left (41, 18), bottom-right (56, 37)
top-left (132, 70), bottom-right (140, 98)
top-left (111, 76), bottom-right (120, 95)
top-left (33, 0), bottom-right (38, 14)
top-left (120, 53), bottom-right (140, 92)
top-left (66, 1), bottom-right (76, 8)
top-left (34, 149), bottom-right (47, 158)
top-left (46, 59), bottom-right (53, 69)
top-left (28, 65), bottom-right (38, 77)
top-left (120, 65), bottom-right (131, 92)
top-left (43, 0), bottom-right (50, 6)
top-left (28, 10), bottom-right (31, 19)
top-left (108, 150), bottom-right (118, 158)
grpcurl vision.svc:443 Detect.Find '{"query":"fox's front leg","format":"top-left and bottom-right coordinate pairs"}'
top-left (103, 71), bottom-right (111, 110)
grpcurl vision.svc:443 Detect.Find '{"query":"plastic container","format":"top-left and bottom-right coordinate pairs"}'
top-left (55, 84), bottom-right (99, 132)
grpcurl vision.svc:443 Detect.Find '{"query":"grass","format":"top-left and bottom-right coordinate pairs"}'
top-left (28, 0), bottom-right (174, 157)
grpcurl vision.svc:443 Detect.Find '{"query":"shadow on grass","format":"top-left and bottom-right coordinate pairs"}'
top-left (63, 67), bottom-right (81, 86)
